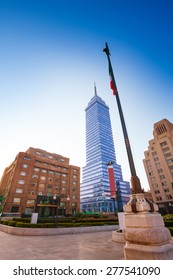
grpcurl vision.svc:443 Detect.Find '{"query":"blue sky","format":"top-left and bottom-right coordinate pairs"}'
top-left (0, 0), bottom-right (173, 190)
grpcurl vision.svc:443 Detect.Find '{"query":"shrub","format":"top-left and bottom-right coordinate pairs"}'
top-left (44, 223), bottom-right (56, 228)
top-left (164, 221), bottom-right (173, 227)
top-left (168, 227), bottom-right (173, 236)
top-left (163, 214), bottom-right (173, 221)
top-left (13, 218), bottom-right (30, 223)
top-left (16, 222), bottom-right (28, 228)
top-left (2, 220), bottom-right (9, 225)
top-left (8, 221), bottom-right (17, 227)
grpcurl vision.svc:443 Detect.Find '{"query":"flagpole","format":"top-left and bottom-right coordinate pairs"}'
top-left (103, 42), bottom-right (142, 195)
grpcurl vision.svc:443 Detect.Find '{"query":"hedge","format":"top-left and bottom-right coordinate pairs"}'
top-left (168, 227), bottom-right (173, 236)
top-left (0, 220), bottom-right (117, 228)
top-left (12, 217), bottom-right (117, 224)
top-left (164, 221), bottom-right (173, 227)
top-left (14, 221), bottom-right (116, 228)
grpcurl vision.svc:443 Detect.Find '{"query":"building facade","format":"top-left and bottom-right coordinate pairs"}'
top-left (0, 147), bottom-right (80, 217)
top-left (80, 90), bottom-right (131, 213)
top-left (143, 119), bottom-right (173, 214)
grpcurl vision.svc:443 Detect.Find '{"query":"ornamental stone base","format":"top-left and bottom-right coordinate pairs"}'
top-left (123, 193), bottom-right (173, 260)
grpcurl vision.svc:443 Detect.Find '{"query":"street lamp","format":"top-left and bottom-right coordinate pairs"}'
top-left (102, 192), bottom-right (106, 213)
top-left (53, 194), bottom-right (60, 226)
top-left (66, 195), bottom-right (70, 215)
top-left (111, 194), bottom-right (117, 217)
top-left (0, 202), bottom-right (2, 220)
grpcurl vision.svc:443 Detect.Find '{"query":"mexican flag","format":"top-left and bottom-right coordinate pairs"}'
top-left (109, 61), bottom-right (117, 96)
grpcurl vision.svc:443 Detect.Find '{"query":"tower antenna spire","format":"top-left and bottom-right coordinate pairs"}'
top-left (94, 81), bottom-right (97, 96)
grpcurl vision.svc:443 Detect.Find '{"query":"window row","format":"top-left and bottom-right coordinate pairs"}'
top-left (20, 168), bottom-right (78, 179)
top-left (13, 198), bottom-right (77, 205)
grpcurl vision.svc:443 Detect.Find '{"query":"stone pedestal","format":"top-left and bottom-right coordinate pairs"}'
top-left (112, 230), bottom-right (125, 243)
top-left (123, 193), bottom-right (173, 260)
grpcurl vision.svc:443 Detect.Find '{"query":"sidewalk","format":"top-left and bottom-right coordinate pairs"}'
top-left (0, 230), bottom-right (125, 260)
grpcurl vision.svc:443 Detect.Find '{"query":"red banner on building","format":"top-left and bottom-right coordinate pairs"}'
top-left (108, 165), bottom-right (116, 197)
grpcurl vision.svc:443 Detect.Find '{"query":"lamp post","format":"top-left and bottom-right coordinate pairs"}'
top-left (0, 196), bottom-right (4, 220)
top-left (53, 194), bottom-right (60, 226)
top-left (66, 195), bottom-right (70, 215)
top-left (102, 192), bottom-right (106, 214)
top-left (111, 194), bottom-right (117, 218)
top-left (0, 202), bottom-right (2, 220)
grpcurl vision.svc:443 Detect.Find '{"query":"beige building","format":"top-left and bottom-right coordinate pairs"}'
top-left (143, 119), bottom-right (173, 214)
top-left (0, 147), bottom-right (80, 217)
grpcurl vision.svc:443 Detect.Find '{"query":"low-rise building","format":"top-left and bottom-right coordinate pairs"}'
top-left (0, 147), bottom-right (80, 217)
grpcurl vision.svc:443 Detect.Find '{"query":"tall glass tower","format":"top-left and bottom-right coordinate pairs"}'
top-left (80, 88), bottom-right (131, 213)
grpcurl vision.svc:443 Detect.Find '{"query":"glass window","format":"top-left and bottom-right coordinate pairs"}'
top-left (39, 183), bottom-right (45, 188)
top-left (27, 200), bottom-right (35, 204)
top-left (167, 158), bottom-right (173, 163)
top-left (20, 171), bottom-right (26, 176)
top-left (164, 153), bottom-right (172, 158)
top-left (34, 167), bottom-right (40, 172)
top-left (35, 160), bottom-right (42, 164)
top-left (162, 147), bottom-right (170, 152)
top-left (31, 182), bottom-right (37, 186)
top-left (22, 164), bottom-right (28, 168)
top-left (24, 157), bottom-right (30, 161)
top-left (29, 191), bottom-right (35, 195)
top-left (16, 188), bottom-right (23, 193)
top-left (160, 141), bottom-right (167, 147)
top-left (25, 208), bottom-right (34, 215)
top-left (62, 187), bottom-right (66, 191)
top-left (42, 169), bottom-right (47, 173)
top-left (18, 180), bottom-right (25, 184)
top-left (38, 192), bottom-right (43, 195)
top-left (40, 176), bottom-right (46, 181)
top-left (49, 170), bottom-right (54, 175)
top-left (32, 174), bottom-right (39, 179)
top-left (62, 173), bottom-right (67, 177)
top-left (56, 172), bottom-right (61, 176)
top-left (60, 202), bottom-right (65, 207)
top-left (13, 198), bottom-right (21, 203)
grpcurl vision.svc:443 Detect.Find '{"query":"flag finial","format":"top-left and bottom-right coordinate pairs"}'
top-left (103, 42), bottom-right (110, 56)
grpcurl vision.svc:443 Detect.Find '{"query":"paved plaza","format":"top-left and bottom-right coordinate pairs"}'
top-left (0, 230), bottom-right (124, 260)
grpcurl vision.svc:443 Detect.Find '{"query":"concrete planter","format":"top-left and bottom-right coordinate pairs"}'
top-left (0, 224), bottom-right (118, 236)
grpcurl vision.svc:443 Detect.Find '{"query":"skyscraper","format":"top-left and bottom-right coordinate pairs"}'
top-left (80, 88), bottom-right (131, 213)
top-left (143, 119), bottom-right (173, 214)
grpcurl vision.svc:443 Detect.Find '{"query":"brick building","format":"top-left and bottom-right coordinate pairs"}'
top-left (0, 147), bottom-right (80, 217)
top-left (143, 119), bottom-right (173, 214)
